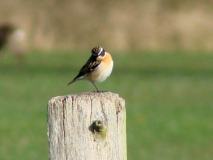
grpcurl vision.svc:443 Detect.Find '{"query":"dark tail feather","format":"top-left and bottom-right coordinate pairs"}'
top-left (67, 75), bottom-right (84, 86)
top-left (67, 78), bottom-right (76, 86)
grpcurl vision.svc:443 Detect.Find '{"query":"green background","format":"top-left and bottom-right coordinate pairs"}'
top-left (0, 51), bottom-right (212, 160)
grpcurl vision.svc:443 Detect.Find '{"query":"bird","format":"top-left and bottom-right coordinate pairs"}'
top-left (68, 46), bottom-right (113, 91)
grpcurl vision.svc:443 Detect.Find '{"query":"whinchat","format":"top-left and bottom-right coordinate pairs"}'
top-left (68, 46), bottom-right (113, 91)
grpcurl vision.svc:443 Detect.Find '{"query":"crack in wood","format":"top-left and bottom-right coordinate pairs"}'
top-left (62, 97), bottom-right (68, 160)
top-left (100, 101), bottom-right (108, 124)
top-left (89, 96), bottom-right (93, 124)
top-left (71, 96), bottom-right (74, 116)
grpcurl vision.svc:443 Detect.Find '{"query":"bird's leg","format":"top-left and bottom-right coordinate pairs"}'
top-left (91, 81), bottom-right (99, 92)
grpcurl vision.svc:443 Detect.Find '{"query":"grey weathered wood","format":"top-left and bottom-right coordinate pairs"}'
top-left (48, 92), bottom-right (126, 160)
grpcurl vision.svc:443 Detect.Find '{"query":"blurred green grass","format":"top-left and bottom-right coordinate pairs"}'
top-left (0, 51), bottom-right (213, 160)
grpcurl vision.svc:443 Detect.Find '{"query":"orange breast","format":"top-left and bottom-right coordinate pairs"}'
top-left (102, 52), bottom-right (112, 64)
top-left (87, 52), bottom-right (113, 82)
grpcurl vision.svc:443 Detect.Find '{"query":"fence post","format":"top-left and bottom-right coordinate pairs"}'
top-left (48, 92), bottom-right (126, 160)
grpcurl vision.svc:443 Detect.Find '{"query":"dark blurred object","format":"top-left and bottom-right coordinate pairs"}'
top-left (0, 23), bottom-right (27, 59)
top-left (0, 24), bottom-right (15, 50)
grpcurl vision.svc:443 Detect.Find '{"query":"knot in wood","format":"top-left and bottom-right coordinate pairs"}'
top-left (90, 120), bottom-right (107, 139)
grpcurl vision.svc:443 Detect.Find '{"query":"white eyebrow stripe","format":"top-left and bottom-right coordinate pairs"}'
top-left (98, 47), bottom-right (103, 55)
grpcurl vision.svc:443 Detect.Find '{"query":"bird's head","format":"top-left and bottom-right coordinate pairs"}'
top-left (91, 46), bottom-right (105, 58)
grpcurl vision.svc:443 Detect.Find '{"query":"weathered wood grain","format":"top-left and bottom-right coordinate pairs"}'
top-left (48, 92), bottom-right (126, 160)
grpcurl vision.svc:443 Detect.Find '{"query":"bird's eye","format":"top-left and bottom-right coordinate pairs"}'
top-left (100, 49), bottom-right (105, 56)
top-left (100, 51), bottom-right (105, 56)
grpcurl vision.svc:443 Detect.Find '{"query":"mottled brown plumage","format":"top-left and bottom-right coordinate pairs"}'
top-left (68, 55), bottom-right (101, 85)
top-left (68, 46), bottom-right (113, 91)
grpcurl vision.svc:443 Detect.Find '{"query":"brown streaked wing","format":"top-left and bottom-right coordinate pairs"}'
top-left (76, 56), bottom-right (101, 79)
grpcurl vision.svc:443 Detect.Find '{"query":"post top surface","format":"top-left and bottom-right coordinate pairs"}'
top-left (49, 91), bottom-right (124, 104)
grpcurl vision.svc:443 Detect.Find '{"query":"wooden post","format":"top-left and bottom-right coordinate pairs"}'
top-left (48, 92), bottom-right (126, 160)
